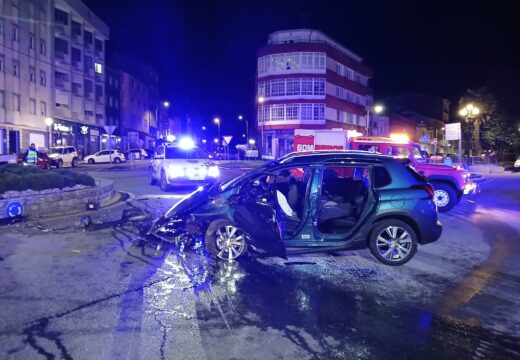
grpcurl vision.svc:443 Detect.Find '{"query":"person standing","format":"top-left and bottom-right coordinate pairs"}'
top-left (22, 143), bottom-right (39, 165)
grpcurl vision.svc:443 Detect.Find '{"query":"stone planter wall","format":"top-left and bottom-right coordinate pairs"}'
top-left (0, 179), bottom-right (114, 219)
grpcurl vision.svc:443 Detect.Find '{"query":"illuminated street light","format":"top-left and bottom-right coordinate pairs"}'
top-left (202, 126), bottom-right (206, 131)
top-left (458, 103), bottom-right (481, 164)
top-left (214, 117), bottom-right (221, 145)
top-left (202, 139), bottom-right (207, 144)
top-left (163, 101), bottom-right (170, 108)
top-left (213, 138), bottom-right (219, 144)
top-left (373, 104), bottom-right (384, 114)
top-left (44, 117), bottom-right (54, 148)
top-left (366, 103), bottom-right (385, 135)
top-left (248, 139), bottom-right (256, 145)
top-left (238, 115), bottom-right (243, 120)
top-left (257, 96), bottom-right (265, 104)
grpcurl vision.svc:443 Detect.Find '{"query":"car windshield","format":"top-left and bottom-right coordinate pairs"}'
top-left (219, 160), bottom-right (278, 192)
top-left (165, 147), bottom-right (207, 159)
top-left (49, 148), bottom-right (63, 154)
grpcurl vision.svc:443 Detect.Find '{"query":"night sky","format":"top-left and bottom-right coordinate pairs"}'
top-left (84, 0), bottom-right (520, 137)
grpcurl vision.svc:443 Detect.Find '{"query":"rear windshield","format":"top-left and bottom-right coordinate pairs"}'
top-left (165, 147), bottom-right (207, 159)
top-left (405, 165), bottom-right (426, 182)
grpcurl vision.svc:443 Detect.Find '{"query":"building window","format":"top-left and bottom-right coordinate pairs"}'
top-left (286, 78), bottom-right (300, 96)
top-left (13, 94), bottom-right (20, 111)
top-left (71, 20), bottom-right (81, 38)
top-left (39, 39), bottom-right (46, 55)
top-left (95, 39), bottom-right (103, 53)
top-left (114, 99), bottom-right (119, 109)
top-left (29, 98), bottom-right (36, 114)
top-left (39, 70), bottom-right (46, 86)
top-left (258, 51), bottom-right (326, 74)
top-left (84, 30), bottom-right (93, 45)
top-left (301, 78), bottom-right (313, 95)
top-left (12, 60), bottom-right (19, 77)
top-left (0, 91), bottom-right (5, 108)
top-left (84, 55), bottom-right (93, 72)
top-left (94, 62), bottom-right (103, 74)
top-left (84, 79), bottom-right (93, 96)
top-left (301, 104), bottom-right (313, 121)
top-left (29, 33), bottom-right (35, 49)
top-left (12, 23), bottom-right (19, 42)
top-left (54, 8), bottom-right (68, 26)
top-left (55, 71), bottom-right (68, 89)
top-left (54, 37), bottom-right (69, 57)
top-left (286, 105), bottom-right (299, 120)
top-left (335, 87), bottom-right (344, 99)
top-left (72, 82), bottom-right (81, 96)
top-left (0, 55), bottom-right (4, 72)
top-left (29, 67), bottom-right (35, 82)
top-left (95, 84), bottom-right (103, 102)
top-left (72, 47), bottom-right (81, 66)
top-left (313, 104), bottom-right (325, 120)
top-left (40, 100), bottom-right (47, 115)
top-left (270, 79), bottom-right (285, 96)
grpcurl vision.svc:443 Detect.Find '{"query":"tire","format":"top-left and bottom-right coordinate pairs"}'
top-left (160, 171), bottom-right (169, 192)
top-left (432, 183), bottom-right (457, 212)
top-left (369, 220), bottom-right (418, 266)
top-left (71, 157), bottom-right (78, 168)
top-left (114, 157), bottom-right (121, 164)
top-left (205, 219), bottom-right (248, 260)
top-left (88, 158), bottom-right (95, 165)
top-left (149, 169), bottom-right (157, 185)
top-left (57, 159), bottom-right (63, 168)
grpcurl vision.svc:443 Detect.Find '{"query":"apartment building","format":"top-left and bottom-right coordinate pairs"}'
top-left (0, 0), bottom-right (109, 157)
top-left (256, 29), bottom-right (373, 158)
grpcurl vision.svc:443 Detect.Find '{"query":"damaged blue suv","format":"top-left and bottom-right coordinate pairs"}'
top-left (150, 151), bottom-right (442, 266)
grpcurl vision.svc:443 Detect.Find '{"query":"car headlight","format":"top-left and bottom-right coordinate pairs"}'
top-left (167, 166), bottom-right (185, 178)
top-left (208, 166), bottom-right (219, 178)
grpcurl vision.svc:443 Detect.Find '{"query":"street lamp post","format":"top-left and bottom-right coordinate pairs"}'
top-left (44, 117), bottom-right (54, 149)
top-left (156, 101), bottom-right (170, 140)
top-left (213, 117), bottom-right (221, 145)
top-left (365, 104), bottom-right (384, 136)
top-left (257, 96), bottom-right (265, 156)
top-left (458, 103), bottom-right (480, 165)
top-left (238, 115), bottom-right (248, 145)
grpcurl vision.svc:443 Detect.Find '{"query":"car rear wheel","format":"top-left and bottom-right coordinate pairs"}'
top-left (114, 157), bottom-right (121, 164)
top-left (432, 183), bottom-right (456, 212)
top-left (205, 220), bottom-right (248, 261)
top-left (160, 171), bottom-right (169, 192)
top-left (369, 220), bottom-right (418, 266)
top-left (88, 158), bottom-right (95, 164)
top-left (71, 157), bottom-right (78, 168)
top-left (57, 159), bottom-right (63, 168)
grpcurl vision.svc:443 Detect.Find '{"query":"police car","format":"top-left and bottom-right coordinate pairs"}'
top-left (149, 138), bottom-right (219, 191)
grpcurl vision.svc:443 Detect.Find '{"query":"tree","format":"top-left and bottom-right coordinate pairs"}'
top-left (460, 87), bottom-right (498, 156)
top-left (481, 109), bottom-right (520, 161)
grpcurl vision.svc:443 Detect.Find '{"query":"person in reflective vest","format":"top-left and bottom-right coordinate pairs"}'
top-left (22, 143), bottom-right (39, 165)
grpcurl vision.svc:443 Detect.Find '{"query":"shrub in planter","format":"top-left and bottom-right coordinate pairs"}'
top-left (0, 164), bottom-right (95, 194)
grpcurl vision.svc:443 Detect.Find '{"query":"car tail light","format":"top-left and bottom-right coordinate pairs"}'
top-left (411, 184), bottom-right (434, 200)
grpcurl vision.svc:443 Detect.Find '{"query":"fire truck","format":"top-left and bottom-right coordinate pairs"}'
top-left (293, 130), bottom-right (477, 212)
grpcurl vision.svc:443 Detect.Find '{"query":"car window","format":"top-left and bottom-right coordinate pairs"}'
top-left (99, 151), bottom-right (109, 155)
top-left (406, 165), bottom-right (426, 182)
top-left (358, 144), bottom-right (379, 153)
top-left (373, 166), bottom-right (392, 188)
top-left (165, 147), bottom-right (207, 159)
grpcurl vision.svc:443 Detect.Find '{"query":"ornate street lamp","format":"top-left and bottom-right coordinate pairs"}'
top-left (458, 103), bottom-right (480, 165)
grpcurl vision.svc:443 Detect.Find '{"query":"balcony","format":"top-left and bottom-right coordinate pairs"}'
top-left (55, 80), bottom-right (71, 91)
top-left (54, 24), bottom-right (69, 37)
top-left (54, 106), bottom-right (71, 119)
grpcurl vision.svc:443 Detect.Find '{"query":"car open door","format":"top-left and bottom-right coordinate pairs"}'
top-left (230, 175), bottom-right (286, 258)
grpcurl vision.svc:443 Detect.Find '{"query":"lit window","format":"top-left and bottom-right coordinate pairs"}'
top-left (95, 62), bottom-right (103, 74)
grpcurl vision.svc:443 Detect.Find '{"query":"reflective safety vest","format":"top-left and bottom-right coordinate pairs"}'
top-left (26, 149), bottom-right (37, 163)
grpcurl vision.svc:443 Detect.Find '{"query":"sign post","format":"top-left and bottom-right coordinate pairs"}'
top-left (222, 136), bottom-right (233, 160)
top-left (104, 126), bottom-right (116, 164)
top-left (432, 138), bottom-right (438, 156)
top-left (445, 123), bottom-right (461, 163)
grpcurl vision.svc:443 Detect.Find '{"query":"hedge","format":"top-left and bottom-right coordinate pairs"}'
top-left (0, 164), bottom-right (95, 195)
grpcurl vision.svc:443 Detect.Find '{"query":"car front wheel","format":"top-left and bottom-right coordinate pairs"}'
top-left (72, 158), bottom-right (78, 168)
top-left (205, 220), bottom-right (248, 260)
top-left (56, 159), bottom-right (63, 168)
top-left (369, 220), bottom-right (418, 266)
top-left (88, 158), bottom-right (95, 164)
top-left (432, 183), bottom-right (457, 212)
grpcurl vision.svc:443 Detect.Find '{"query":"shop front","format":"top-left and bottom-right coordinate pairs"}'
top-left (51, 120), bottom-right (104, 159)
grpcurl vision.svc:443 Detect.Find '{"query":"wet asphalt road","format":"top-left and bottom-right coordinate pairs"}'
top-left (1, 169), bottom-right (520, 359)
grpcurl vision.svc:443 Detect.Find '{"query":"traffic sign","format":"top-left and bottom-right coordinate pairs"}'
top-left (104, 125), bottom-right (116, 135)
top-left (445, 123), bottom-right (461, 141)
top-left (5, 201), bottom-right (24, 218)
top-left (222, 136), bottom-right (233, 145)
top-left (420, 134), bottom-right (430, 143)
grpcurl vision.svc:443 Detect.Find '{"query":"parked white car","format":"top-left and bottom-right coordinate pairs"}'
top-left (149, 142), bottom-right (219, 191)
top-left (84, 150), bottom-right (126, 164)
top-left (0, 154), bottom-right (18, 165)
top-left (514, 157), bottom-right (520, 172)
top-left (48, 146), bottom-right (79, 168)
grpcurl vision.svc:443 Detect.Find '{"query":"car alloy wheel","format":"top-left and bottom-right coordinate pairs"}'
top-left (213, 225), bottom-right (247, 260)
top-left (434, 189), bottom-right (449, 208)
top-left (376, 226), bottom-right (413, 262)
top-left (369, 220), bottom-right (417, 266)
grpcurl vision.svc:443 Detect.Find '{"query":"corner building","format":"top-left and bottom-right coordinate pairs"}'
top-left (257, 29), bottom-right (373, 158)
